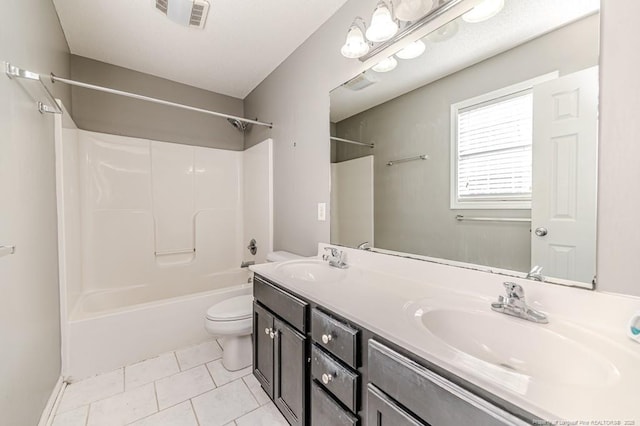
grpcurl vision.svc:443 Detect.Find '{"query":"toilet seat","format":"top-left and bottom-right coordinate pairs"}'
top-left (206, 295), bottom-right (253, 321)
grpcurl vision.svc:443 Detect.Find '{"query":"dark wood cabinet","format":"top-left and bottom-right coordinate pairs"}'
top-left (366, 384), bottom-right (425, 426)
top-left (274, 318), bottom-right (306, 425)
top-left (252, 302), bottom-right (274, 398)
top-left (253, 276), bottom-right (308, 426)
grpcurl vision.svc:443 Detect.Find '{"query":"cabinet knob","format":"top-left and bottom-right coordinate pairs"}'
top-left (321, 373), bottom-right (333, 384)
top-left (264, 327), bottom-right (271, 335)
top-left (270, 330), bottom-right (278, 339)
top-left (321, 334), bottom-right (333, 344)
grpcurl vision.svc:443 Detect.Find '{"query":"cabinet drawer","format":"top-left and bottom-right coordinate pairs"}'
top-left (254, 275), bottom-right (307, 333)
top-left (311, 309), bottom-right (359, 368)
top-left (311, 381), bottom-right (359, 426)
top-left (368, 340), bottom-right (528, 426)
top-left (367, 384), bottom-right (425, 426)
top-left (311, 344), bottom-right (359, 412)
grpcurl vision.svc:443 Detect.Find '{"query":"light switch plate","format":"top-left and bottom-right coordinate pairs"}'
top-left (317, 202), bottom-right (326, 221)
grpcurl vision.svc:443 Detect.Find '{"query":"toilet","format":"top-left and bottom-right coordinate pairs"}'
top-left (204, 251), bottom-right (302, 371)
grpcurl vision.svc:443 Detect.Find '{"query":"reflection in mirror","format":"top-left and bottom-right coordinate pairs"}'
top-left (330, 0), bottom-right (600, 287)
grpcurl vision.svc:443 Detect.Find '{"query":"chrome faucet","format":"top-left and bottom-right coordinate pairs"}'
top-left (491, 282), bottom-right (548, 324)
top-left (356, 241), bottom-right (372, 251)
top-left (323, 247), bottom-right (349, 269)
top-left (526, 265), bottom-right (544, 282)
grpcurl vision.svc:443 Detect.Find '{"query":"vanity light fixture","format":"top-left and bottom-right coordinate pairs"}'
top-left (365, 1), bottom-right (399, 43)
top-left (372, 56), bottom-right (398, 73)
top-left (341, 17), bottom-right (371, 59)
top-left (427, 20), bottom-right (459, 42)
top-left (396, 40), bottom-right (426, 59)
top-left (461, 0), bottom-right (504, 23)
top-left (395, 0), bottom-right (434, 22)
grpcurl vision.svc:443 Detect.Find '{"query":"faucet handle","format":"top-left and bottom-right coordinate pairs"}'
top-left (503, 282), bottom-right (525, 299)
top-left (324, 247), bottom-right (338, 257)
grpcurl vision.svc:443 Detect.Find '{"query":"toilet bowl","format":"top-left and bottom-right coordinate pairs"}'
top-left (204, 251), bottom-right (303, 371)
top-left (205, 295), bottom-right (253, 371)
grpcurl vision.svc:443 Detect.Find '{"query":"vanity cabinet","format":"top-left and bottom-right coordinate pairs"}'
top-left (367, 340), bottom-right (528, 426)
top-left (310, 308), bottom-right (361, 425)
top-left (253, 276), bottom-right (308, 426)
top-left (253, 273), bottom-right (537, 426)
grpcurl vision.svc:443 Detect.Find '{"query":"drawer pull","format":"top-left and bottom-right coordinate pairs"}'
top-left (321, 373), bottom-right (333, 384)
top-left (322, 334), bottom-right (333, 344)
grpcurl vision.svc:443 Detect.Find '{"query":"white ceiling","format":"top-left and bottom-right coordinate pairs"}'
top-left (52, 0), bottom-right (349, 99)
top-left (330, 0), bottom-right (600, 122)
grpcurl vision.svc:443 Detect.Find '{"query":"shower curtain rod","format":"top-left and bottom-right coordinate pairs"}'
top-left (50, 73), bottom-right (273, 129)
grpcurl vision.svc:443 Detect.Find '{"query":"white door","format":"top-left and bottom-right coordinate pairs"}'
top-left (531, 66), bottom-right (598, 284)
top-left (330, 156), bottom-right (374, 248)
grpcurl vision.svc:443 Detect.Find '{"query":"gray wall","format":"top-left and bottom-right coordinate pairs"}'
top-left (244, 0), bottom-right (377, 256)
top-left (597, 0), bottom-right (640, 295)
top-left (0, 0), bottom-right (71, 424)
top-left (70, 55), bottom-right (244, 150)
top-left (245, 0), bottom-right (640, 297)
top-left (332, 15), bottom-right (599, 272)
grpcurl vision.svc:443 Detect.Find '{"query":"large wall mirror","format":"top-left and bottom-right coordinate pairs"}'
top-left (330, 0), bottom-right (600, 288)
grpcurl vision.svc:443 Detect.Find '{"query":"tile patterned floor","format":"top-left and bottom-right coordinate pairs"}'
top-left (52, 340), bottom-right (288, 426)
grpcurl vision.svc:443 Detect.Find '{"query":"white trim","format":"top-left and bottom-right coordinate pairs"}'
top-left (38, 376), bottom-right (67, 426)
top-left (450, 71), bottom-right (559, 210)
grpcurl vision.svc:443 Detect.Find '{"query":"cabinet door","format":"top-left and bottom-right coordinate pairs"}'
top-left (311, 381), bottom-right (359, 426)
top-left (253, 302), bottom-right (274, 398)
top-left (274, 318), bottom-right (307, 426)
top-left (367, 384), bottom-right (426, 426)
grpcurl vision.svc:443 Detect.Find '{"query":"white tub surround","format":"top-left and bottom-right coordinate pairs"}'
top-left (54, 112), bottom-right (273, 379)
top-left (250, 244), bottom-right (640, 423)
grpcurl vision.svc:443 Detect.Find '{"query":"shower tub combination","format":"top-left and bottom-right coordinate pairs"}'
top-left (54, 109), bottom-right (273, 380)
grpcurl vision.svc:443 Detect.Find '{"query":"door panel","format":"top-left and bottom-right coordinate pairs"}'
top-left (253, 302), bottom-right (274, 397)
top-left (532, 66), bottom-right (598, 284)
top-left (367, 384), bottom-right (425, 426)
top-left (274, 318), bottom-right (306, 426)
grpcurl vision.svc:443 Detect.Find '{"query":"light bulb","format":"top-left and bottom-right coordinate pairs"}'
top-left (462, 0), bottom-right (504, 23)
top-left (341, 24), bottom-right (370, 58)
top-left (395, 0), bottom-right (434, 22)
top-left (396, 40), bottom-right (426, 59)
top-left (365, 2), bottom-right (398, 43)
top-left (371, 56), bottom-right (398, 73)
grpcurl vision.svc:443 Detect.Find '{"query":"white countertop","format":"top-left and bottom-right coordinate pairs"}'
top-left (251, 244), bottom-right (640, 423)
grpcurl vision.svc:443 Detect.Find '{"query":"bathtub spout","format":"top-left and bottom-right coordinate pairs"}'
top-left (241, 260), bottom-right (255, 268)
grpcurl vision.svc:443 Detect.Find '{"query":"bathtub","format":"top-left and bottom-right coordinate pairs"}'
top-left (64, 269), bottom-right (252, 381)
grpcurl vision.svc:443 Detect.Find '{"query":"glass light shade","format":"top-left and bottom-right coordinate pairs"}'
top-left (365, 3), bottom-right (399, 42)
top-left (341, 25), bottom-right (370, 58)
top-left (462, 0), bottom-right (505, 23)
top-left (166, 0), bottom-right (193, 26)
top-left (395, 0), bottom-right (434, 22)
top-left (396, 40), bottom-right (426, 59)
top-left (371, 56), bottom-right (398, 73)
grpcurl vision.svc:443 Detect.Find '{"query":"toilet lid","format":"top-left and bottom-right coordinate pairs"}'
top-left (206, 295), bottom-right (253, 321)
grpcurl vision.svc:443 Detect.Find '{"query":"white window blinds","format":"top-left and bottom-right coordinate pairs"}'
top-left (456, 90), bottom-right (533, 204)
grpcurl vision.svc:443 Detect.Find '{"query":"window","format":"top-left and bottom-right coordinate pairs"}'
top-left (450, 73), bottom-right (557, 209)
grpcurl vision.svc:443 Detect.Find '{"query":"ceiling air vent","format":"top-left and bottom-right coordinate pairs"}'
top-left (155, 0), bottom-right (210, 29)
top-left (156, 0), bottom-right (168, 14)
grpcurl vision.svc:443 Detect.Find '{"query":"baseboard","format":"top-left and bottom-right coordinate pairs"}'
top-left (37, 376), bottom-right (67, 426)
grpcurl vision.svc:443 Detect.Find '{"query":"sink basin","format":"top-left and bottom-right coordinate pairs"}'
top-left (274, 259), bottom-right (347, 283)
top-left (411, 303), bottom-right (620, 388)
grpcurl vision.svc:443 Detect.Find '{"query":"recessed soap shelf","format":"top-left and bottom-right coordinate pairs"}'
top-left (5, 62), bottom-right (62, 114)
